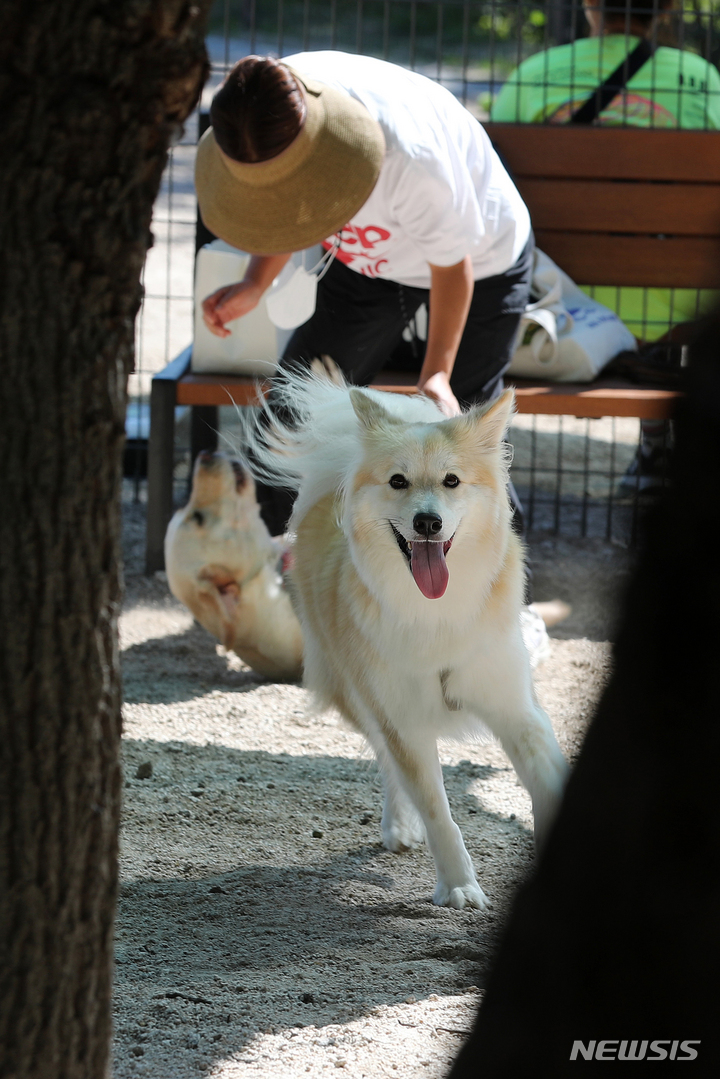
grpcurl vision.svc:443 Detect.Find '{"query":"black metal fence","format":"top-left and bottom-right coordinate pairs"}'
top-left (508, 412), bottom-right (673, 546)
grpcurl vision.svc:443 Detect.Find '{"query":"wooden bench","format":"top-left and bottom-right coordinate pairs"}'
top-left (487, 124), bottom-right (720, 290)
top-left (145, 125), bottom-right (720, 572)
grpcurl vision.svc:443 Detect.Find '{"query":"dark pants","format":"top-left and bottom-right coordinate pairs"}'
top-left (281, 235), bottom-right (534, 405)
top-left (257, 237), bottom-right (534, 539)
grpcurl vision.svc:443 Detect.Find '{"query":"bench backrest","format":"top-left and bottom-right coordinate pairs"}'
top-left (484, 124), bottom-right (720, 289)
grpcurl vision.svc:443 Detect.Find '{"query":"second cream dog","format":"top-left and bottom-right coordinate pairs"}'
top-left (165, 450), bottom-right (303, 681)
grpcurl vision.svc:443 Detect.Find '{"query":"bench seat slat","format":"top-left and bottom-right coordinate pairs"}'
top-left (509, 378), bottom-right (679, 419)
top-left (176, 372), bottom-right (269, 407)
top-left (175, 368), bottom-right (680, 420)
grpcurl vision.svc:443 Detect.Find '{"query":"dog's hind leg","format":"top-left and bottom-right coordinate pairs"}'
top-left (374, 748), bottom-right (426, 853)
top-left (329, 685), bottom-right (427, 850)
top-left (494, 703), bottom-right (567, 851)
top-left (447, 655), bottom-right (568, 851)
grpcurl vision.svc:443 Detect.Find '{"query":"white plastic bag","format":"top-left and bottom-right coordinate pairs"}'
top-left (265, 244), bottom-right (330, 330)
top-left (191, 242), bottom-right (326, 375)
top-left (509, 248), bottom-right (636, 382)
top-left (265, 264), bottom-right (319, 330)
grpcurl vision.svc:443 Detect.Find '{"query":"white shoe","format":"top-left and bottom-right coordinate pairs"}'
top-left (520, 604), bottom-right (552, 670)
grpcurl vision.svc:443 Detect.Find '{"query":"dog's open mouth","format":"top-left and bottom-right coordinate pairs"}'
top-left (390, 523), bottom-right (453, 600)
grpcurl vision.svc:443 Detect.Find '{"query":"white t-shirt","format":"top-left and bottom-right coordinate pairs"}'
top-left (283, 52), bottom-right (531, 289)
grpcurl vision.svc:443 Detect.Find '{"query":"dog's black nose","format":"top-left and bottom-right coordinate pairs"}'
top-left (198, 449), bottom-right (216, 465)
top-left (413, 511), bottom-right (443, 537)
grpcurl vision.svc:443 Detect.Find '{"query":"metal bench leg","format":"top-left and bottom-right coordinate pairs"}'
top-left (145, 375), bottom-right (177, 574)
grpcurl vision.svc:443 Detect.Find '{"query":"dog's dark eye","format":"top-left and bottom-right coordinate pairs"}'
top-left (192, 511), bottom-right (204, 526)
top-left (443, 474), bottom-right (460, 488)
top-left (389, 474), bottom-right (409, 490)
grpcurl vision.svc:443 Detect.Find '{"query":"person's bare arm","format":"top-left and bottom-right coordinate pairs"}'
top-left (417, 256), bottom-right (474, 416)
top-left (202, 252), bottom-right (293, 337)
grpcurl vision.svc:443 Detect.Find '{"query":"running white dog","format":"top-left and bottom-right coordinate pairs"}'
top-left (249, 372), bottom-right (569, 909)
top-left (165, 450), bottom-right (303, 681)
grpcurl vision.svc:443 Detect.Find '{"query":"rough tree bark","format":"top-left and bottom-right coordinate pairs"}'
top-left (0, 3), bottom-right (211, 1075)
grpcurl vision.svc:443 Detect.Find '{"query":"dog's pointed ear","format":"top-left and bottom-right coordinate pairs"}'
top-left (457, 388), bottom-right (515, 450)
top-left (350, 388), bottom-right (402, 430)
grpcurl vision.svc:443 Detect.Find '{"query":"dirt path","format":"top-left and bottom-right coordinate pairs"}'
top-left (115, 496), bottom-right (622, 1078)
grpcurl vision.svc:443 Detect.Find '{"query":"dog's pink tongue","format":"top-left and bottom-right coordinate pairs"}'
top-left (410, 541), bottom-right (449, 599)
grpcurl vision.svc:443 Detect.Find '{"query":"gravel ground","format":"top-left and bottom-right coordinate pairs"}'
top-left (115, 491), bottom-right (626, 1078)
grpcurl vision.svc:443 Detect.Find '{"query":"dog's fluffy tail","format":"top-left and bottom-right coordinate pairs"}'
top-left (309, 355), bottom-right (345, 386)
top-left (240, 363), bottom-right (444, 526)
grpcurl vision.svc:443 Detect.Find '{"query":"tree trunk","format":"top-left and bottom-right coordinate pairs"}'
top-left (0, 3), bottom-right (210, 1075)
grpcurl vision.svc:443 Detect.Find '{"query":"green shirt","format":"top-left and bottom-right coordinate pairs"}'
top-left (491, 36), bottom-right (720, 128)
top-left (491, 37), bottom-right (720, 337)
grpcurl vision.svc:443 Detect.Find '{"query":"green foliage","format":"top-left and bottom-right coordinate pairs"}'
top-left (477, 4), bottom-right (547, 46)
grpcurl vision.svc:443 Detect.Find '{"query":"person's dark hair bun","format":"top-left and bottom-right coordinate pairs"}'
top-left (210, 56), bottom-right (306, 163)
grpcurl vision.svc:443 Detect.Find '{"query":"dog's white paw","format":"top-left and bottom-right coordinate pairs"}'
top-left (433, 881), bottom-right (491, 911)
top-left (381, 816), bottom-right (426, 852)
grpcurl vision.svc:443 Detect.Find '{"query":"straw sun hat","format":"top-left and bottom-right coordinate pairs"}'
top-left (195, 70), bottom-right (386, 255)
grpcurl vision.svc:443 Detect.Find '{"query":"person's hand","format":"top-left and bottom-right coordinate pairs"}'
top-left (202, 280), bottom-right (264, 338)
top-left (418, 370), bottom-right (461, 417)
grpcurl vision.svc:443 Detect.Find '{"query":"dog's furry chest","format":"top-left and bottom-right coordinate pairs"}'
top-left (356, 607), bottom-right (481, 672)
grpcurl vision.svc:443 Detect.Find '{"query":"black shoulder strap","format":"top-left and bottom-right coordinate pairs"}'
top-left (570, 38), bottom-right (656, 125)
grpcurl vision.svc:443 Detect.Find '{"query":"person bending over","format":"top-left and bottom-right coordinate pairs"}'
top-left (197, 52), bottom-right (532, 429)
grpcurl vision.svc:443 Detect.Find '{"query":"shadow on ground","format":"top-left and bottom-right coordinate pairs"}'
top-left (115, 738), bottom-right (533, 1077)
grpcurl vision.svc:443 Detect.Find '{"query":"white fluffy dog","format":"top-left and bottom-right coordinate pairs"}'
top-left (165, 450), bottom-right (303, 681)
top-left (249, 373), bottom-right (569, 909)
